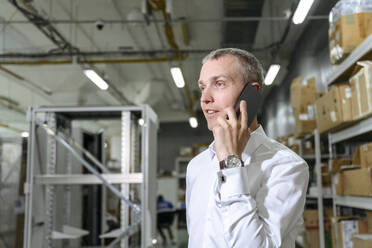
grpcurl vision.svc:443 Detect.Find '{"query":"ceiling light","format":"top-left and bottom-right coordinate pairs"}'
top-left (83, 69), bottom-right (109, 90)
top-left (170, 67), bottom-right (185, 88)
top-left (292, 0), bottom-right (314, 25)
top-left (189, 116), bottom-right (198, 128)
top-left (21, 132), bottom-right (29, 138)
top-left (264, 64), bottom-right (280, 86)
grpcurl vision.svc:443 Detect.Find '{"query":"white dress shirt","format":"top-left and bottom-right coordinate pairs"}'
top-left (186, 126), bottom-right (309, 248)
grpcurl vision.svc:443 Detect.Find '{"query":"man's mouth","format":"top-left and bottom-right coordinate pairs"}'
top-left (205, 109), bottom-right (219, 117)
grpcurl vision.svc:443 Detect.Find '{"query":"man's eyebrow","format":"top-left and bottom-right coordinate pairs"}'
top-left (198, 75), bottom-right (231, 85)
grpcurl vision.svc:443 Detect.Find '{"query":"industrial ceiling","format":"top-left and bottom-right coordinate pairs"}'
top-left (0, 0), bottom-right (326, 136)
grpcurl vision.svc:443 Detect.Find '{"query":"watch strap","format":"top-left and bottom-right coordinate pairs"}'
top-left (219, 160), bottom-right (225, 170)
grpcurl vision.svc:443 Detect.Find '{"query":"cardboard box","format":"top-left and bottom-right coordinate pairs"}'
top-left (329, 12), bottom-right (372, 64)
top-left (331, 217), bottom-right (368, 248)
top-left (353, 143), bottom-right (372, 168)
top-left (290, 77), bottom-right (317, 112)
top-left (304, 210), bottom-right (319, 228)
top-left (341, 220), bottom-right (368, 248)
top-left (322, 172), bottom-right (332, 187)
top-left (337, 168), bottom-right (372, 196)
top-left (360, 143), bottom-right (372, 169)
top-left (289, 144), bottom-right (299, 155)
top-left (303, 140), bottom-right (315, 155)
top-left (353, 234), bottom-right (372, 248)
top-left (303, 209), bottom-right (333, 248)
top-left (294, 112), bottom-right (316, 138)
top-left (315, 84), bottom-right (353, 133)
top-left (350, 61), bottom-right (372, 121)
top-left (367, 211), bottom-right (372, 233)
top-left (305, 229), bottom-right (320, 248)
top-left (330, 158), bottom-right (352, 173)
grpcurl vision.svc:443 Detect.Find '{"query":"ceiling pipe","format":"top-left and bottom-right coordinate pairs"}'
top-left (0, 16), bottom-right (328, 25)
top-left (0, 65), bottom-right (52, 95)
top-left (0, 50), bottom-right (197, 58)
top-left (0, 122), bottom-right (25, 133)
top-left (0, 57), bottom-right (175, 65)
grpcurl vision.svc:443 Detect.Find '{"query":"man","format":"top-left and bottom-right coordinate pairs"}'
top-left (186, 48), bottom-right (309, 247)
top-left (156, 195), bottom-right (175, 245)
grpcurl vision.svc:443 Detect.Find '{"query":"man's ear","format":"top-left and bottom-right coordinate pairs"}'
top-left (251, 82), bottom-right (261, 92)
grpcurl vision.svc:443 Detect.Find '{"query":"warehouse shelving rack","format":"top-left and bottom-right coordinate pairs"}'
top-left (328, 116), bottom-right (372, 248)
top-left (322, 33), bottom-right (372, 248)
top-left (325, 33), bottom-right (372, 86)
top-left (299, 129), bottom-right (328, 248)
top-left (24, 105), bottom-right (158, 248)
top-left (174, 157), bottom-right (191, 209)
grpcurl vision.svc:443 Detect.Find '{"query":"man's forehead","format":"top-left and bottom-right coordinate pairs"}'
top-left (199, 56), bottom-right (242, 83)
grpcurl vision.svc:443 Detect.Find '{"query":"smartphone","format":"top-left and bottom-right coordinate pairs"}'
top-left (233, 83), bottom-right (262, 127)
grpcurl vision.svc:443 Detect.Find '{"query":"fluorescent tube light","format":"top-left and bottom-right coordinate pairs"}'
top-left (170, 67), bottom-right (185, 88)
top-left (189, 116), bottom-right (198, 128)
top-left (83, 69), bottom-right (109, 90)
top-left (264, 64), bottom-right (280, 86)
top-left (292, 0), bottom-right (314, 24)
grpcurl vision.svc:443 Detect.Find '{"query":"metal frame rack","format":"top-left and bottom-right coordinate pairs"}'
top-left (299, 130), bottom-right (327, 248)
top-left (23, 105), bottom-right (158, 248)
top-left (324, 33), bottom-right (372, 248)
top-left (328, 116), bottom-right (372, 248)
top-left (174, 157), bottom-right (191, 208)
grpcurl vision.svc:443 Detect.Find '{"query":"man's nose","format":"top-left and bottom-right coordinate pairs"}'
top-left (200, 87), bottom-right (213, 104)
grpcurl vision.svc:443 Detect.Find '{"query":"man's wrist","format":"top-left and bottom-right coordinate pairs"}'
top-left (219, 154), bottom-right (244, 170)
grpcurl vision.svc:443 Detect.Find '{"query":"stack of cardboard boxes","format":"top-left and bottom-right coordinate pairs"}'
top-left (312, 60), bottom-right (372, 134)
top-left (303, 209), bottom-right (333, 248)
top-left (290, 77), bottom-right (318, 137)
top-left (329, 2), bottom-right (372, 64)
top-left (336, 142), bottom-right (372, 197)
top-left (331, 216), bottom-right (369, 248)
top-left (315, 83), bottom-right (353, 134)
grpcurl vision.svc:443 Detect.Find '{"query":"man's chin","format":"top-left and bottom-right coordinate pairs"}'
top-left (207, 122), bottom-right (215, 131)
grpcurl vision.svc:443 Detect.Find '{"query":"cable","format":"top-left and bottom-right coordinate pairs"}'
top-left (0, 9), bottom-right (18, 34)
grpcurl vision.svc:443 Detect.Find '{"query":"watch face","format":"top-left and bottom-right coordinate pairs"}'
top-left (225, 155), bottom-right (242, 168)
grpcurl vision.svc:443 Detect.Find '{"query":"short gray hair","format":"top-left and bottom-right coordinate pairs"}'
top-left (202, 48), bottom-right (264, 87)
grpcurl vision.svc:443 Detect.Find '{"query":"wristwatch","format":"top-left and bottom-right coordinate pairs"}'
top-left (219, 154), bottom-right (244, 169)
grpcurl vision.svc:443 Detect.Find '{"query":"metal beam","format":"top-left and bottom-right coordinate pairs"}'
top-left (34, 173), bottom-right (143, 184)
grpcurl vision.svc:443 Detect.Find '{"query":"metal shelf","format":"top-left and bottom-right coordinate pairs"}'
top-left (307, 193), bottom-right (333, 199)
top-left (326, 33), bottom-right (372, 86)
top-left (334, 195), bottom-right (372, 210)
top-left (302, 154), bottom-right (330, 160)
top-left (329, 117), bottom-right (372, 144)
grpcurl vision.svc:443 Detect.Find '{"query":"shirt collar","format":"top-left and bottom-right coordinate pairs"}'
top-left (207, 125), bottom-right (266, 162)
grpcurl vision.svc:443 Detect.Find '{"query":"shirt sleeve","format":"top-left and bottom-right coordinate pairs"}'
top-left (215, 155), bottom-right (308, 247)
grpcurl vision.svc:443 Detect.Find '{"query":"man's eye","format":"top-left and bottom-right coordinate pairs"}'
top-left (200, 87), bottom-right (205, 92)
top-left (216, 81), bottom-right (224, 87)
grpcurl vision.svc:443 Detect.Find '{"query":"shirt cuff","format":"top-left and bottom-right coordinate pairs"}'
top-left (218, 167), bottom-right (251, 200)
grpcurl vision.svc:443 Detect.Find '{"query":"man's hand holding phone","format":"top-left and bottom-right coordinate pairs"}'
top-left (212, 100), bottom-right (251, 161)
